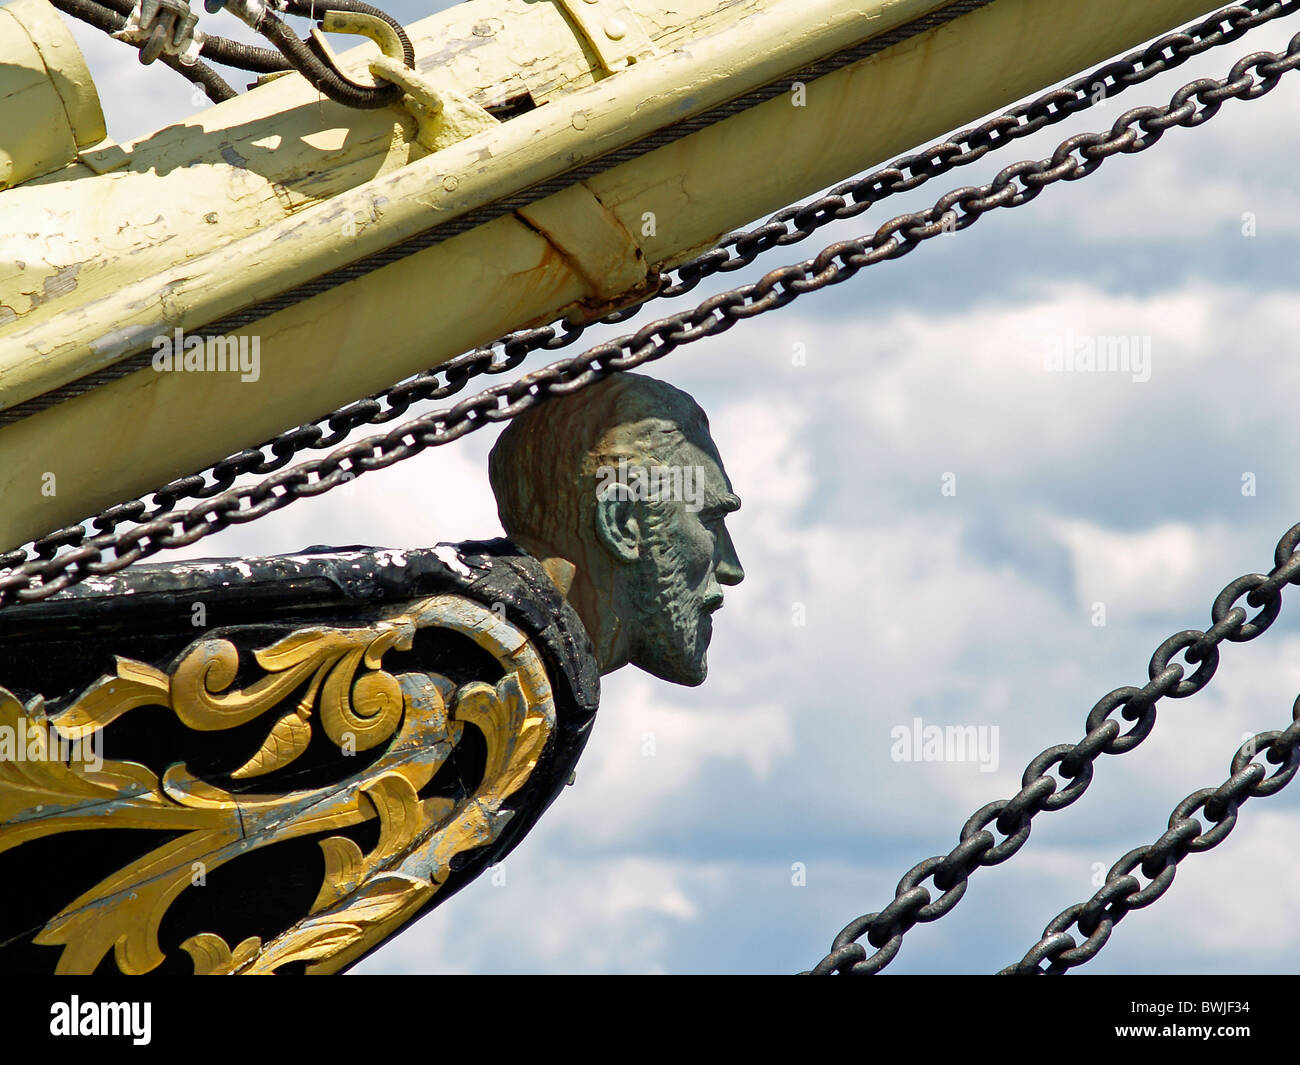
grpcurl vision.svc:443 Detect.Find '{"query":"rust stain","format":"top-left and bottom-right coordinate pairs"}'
top-left (511, 207), bottom-right (660, 325)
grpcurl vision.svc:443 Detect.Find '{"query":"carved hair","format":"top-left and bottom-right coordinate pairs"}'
top-left (488, 373), bottom-right (711, 554)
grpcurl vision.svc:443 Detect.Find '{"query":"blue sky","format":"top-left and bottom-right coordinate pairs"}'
top-left (59, 3), bottom-right (1300, 973)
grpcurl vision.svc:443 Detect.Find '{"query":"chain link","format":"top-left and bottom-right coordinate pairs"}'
top-left (3, 14), bottom-right (1300, 607)
top-left (3, 1), bottom-right (1295, 574)
top-left (1002, 693), bottom-right (1300, 974)
top-left (806, 522), bottom-right (1300, 975)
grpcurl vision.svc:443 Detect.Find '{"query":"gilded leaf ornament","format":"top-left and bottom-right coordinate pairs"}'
top-left (0, 594), bottom-right (557, 975)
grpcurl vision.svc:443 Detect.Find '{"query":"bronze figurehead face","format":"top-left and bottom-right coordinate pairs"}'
top-left (488, 374), bottom-right (743, 686)
top-left (608, 436), bottom-right (743, 686)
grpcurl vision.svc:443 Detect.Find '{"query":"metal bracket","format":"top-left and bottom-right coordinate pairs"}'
top-left (369, 56), bottom-right (500, 152)
top-left (112, 0), bottom-right (204, 66)
top-left (554, 0), bottom-right (657, 75)
top-left (517, 181), bottom-right (658, 322)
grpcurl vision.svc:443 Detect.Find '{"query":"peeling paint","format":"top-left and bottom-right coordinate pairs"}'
top-left (24, 263), bottom-right (81, 310)
top-left (433, 545), bottom-right (473, 578)
top-left (88, 321), bottom-right (160, 360)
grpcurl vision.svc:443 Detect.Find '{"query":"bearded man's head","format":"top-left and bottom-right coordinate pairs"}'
top-left (488, 373), bottom-right (743, 686)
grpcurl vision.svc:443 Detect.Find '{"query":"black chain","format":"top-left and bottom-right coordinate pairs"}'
top-left (5, 0), bottom-right (1295, 574)
top-left (806, 522), bottom-right (1300, 975)
top-left (1002, 693), bottom-right (1300, 975)
top-left (4, 21), bottom-right (1300, 606)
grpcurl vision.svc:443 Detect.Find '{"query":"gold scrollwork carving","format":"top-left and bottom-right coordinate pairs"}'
top-left (53, 616), bottom-right (418, 777)
top-left (1, 595), bottom-right (557, 975)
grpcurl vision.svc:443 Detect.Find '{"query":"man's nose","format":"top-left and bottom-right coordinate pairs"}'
top-left (714, 523), bottom-right (744, 586)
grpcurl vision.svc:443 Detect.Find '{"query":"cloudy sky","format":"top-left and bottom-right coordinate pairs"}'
top-left (56, 4), bottom-right (1300, 974)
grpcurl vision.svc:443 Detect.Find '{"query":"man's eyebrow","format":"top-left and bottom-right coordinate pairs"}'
top-left (701, 493), bottom-right (741, 516)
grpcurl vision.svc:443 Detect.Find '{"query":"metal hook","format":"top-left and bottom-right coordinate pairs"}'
top-left (304, 9), bottom-right (408, 91)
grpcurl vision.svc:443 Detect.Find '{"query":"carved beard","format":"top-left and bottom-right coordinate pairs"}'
top-left (628, 505), bottom-right (710, 686)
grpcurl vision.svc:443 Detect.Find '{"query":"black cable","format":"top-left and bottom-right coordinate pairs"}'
top-left (48, 0), bottom-right (237, 100)
top-left (253, 7), bottom-right (403, 108)
top-left (159, 50), bottom-right (237, 99)
top-left (87, 0), bottom-right (289, 71)
top-left (55, 0), bottom-right (412, 106)
top-left (49, 0), bottom-right (121, 33)
top-left (202, 36), bottom-right (292, 73)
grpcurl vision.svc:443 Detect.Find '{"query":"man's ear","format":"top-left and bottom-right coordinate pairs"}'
top-left (594, 496), bottom-right (641, 564)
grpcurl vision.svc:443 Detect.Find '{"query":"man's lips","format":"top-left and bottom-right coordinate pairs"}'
top-left (703, 595), bottom-right (725, 615)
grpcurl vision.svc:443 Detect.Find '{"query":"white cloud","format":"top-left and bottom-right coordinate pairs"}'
top-left (824, 280), bottom-right (1291, 484)
top-left (354, 851), bottom-right (724, 974)
top-left (709, 398), bottom-right (814, 509)
top-left (546, 670), bottom-right (794, 846)
top-left (1049, 518), bottom-right (1227, 616)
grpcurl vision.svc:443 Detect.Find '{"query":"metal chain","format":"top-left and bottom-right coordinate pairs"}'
top-left (4, 27), bottom-right (1300, 606)
top-left (1, 342), bottom-right (537, 565)
top-left (1002, 692), bottom-right (1300, 975)
top-left (806, 522), bottom-right (1300, 975)
top-left (5, 0), bottom-right (1295, 572)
